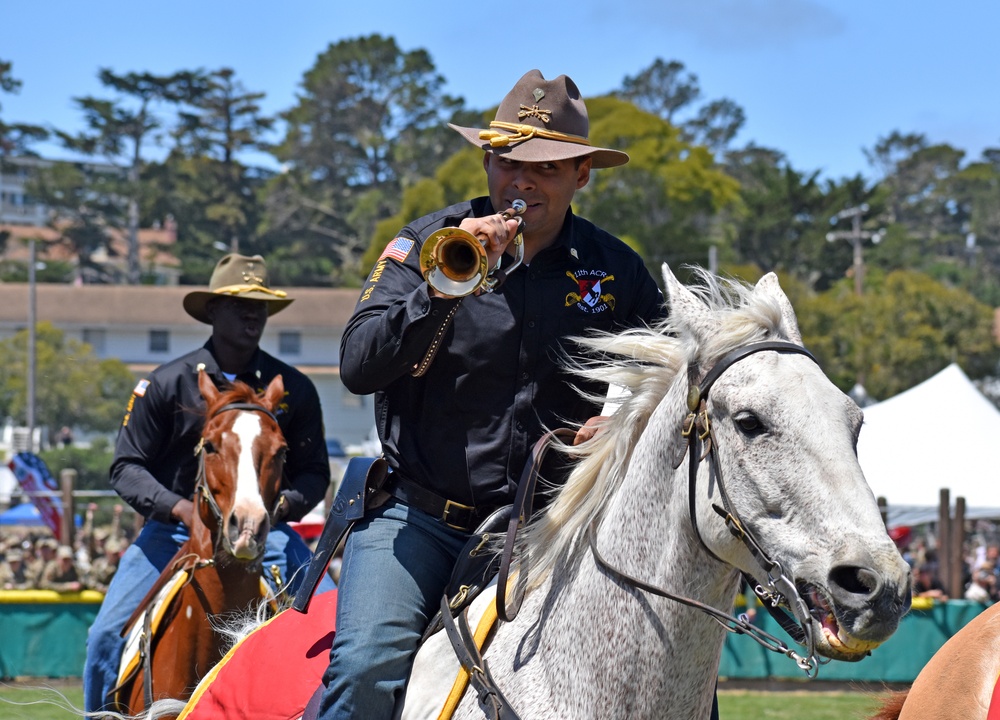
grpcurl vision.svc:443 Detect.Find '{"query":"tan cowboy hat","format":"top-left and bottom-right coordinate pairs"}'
top-left (449, 69), bottom-right (629, 169)
top-left (183, 253), bottom-right (294, 324)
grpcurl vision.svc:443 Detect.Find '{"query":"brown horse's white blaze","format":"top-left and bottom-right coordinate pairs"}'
top-left (225, 411), bottom-right (271, 560)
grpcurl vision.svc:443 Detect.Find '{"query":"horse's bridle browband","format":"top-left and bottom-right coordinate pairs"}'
top-left (589, 340), bottom-right (824, 677)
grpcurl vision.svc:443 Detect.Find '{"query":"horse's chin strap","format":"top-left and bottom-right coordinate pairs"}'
top-left (591, 340), bottom-right (823, 677)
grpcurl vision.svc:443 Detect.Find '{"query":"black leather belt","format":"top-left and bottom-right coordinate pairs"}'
top-left (384, 475), bottom-right (483, 532)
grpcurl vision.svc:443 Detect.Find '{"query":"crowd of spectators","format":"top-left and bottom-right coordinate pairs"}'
top-left (0, 503), bottom-right (131, 594)
top-left (891, 524), bottom-right (1000, 605)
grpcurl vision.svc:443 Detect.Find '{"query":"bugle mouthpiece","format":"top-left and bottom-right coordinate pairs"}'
top-left (501, 199), bottom-right (527, 220)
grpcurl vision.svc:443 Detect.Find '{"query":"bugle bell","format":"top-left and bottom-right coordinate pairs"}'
top-left (420, 200), bottom-right (526, 297)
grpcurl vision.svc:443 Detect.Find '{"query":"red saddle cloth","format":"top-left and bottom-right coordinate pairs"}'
top-left (178, 590), bottom-right (338, 720)
top-left (990, 672), bottom-right (1000, 720)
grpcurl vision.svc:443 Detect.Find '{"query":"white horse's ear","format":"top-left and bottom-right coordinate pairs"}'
top-left (663, 263), bottom-right (704, 323)
top-left (663, 263), bottom-right (718, 344)
top-left (753, 272), bottom-right (803, 344)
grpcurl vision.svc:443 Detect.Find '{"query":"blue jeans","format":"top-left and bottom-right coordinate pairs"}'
top-left (317, 500), bottom-right (471, 719)
top-left (83, 519), bottom-right (334, 714)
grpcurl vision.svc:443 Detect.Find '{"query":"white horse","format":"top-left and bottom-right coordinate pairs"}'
top-left (400, 265), bottom-right (912, 719)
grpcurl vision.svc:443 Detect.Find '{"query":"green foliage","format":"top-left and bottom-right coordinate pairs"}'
top-left (0, 58), bottom-right (49, 155)
top-left (0, 323), bottom-right (136, 438)
top-left (578, 96), bottom-right (740, 276)
top-left (38, 436), bottom-right (114, 492)
top-left (265, 35), bottom-right (466, 284)
top-left (798, 270), bottom-right (999, 399)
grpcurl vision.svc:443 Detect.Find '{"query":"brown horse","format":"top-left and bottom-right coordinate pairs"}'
top-left (871, 601), bottom-right (1000, 719)
top-left (114, 370), bottom-right (288, 715)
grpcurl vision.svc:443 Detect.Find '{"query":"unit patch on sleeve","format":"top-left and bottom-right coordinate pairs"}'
top-left (565, 270), bottom-right (616, 313)
top-left (133, 379), bottom-right (150, 397)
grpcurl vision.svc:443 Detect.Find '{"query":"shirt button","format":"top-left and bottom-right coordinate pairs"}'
top-left (521, 372), bottom-right (529, 381)
top-left (528, 320), bottom-right (536, 328)
top-left (516, 422), bottom-right (524, 432)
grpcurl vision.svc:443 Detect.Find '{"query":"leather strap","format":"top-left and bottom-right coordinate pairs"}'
top-left (496, 428), bottom-right (576, 622)
top-left (439, 595), bottom-right (522, 720)
top-left (292, 457), bottom-right (387, 613)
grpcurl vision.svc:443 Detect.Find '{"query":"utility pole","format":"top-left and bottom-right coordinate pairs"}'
top-left (27, 238), bottom-right (36, 452)
top-left (826, 204), bottom-right (883, 296)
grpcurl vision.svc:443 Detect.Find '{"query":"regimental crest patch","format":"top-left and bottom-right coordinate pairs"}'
top-left (133, 379), bottom-right (150, 397)
top-left (564, 270), bottom-right (616, 314)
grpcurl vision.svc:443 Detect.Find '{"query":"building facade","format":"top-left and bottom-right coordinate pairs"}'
top-left (0, 283), bottom-right (374, 446)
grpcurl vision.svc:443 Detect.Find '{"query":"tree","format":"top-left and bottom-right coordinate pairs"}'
top-left (617, 59), bottom-right (700, 124)
top-left (0, 59), bottom-right (49, 157)
top-left (0, 322), bottom-right (136, 439)
top-left (617, 59), bottom-right (746, 158)
top-left (797, 270), bottom-right (998, 398)
top-left (266, 35), bottom-right (466, 284)
top-left (27, 161), bottom-right (133, 283)
top-left (56, 69), bottom-right (201, 283)
top-left (684, 98), bottom-right (746, 157)
top-left (148, 67), bottom-right (275, 280)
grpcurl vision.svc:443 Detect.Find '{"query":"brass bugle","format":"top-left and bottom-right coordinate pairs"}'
top-left (420, 200), bottom-right (526, 297)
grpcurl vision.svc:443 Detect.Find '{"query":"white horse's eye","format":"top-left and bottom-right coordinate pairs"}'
top-left (734, 412), bottom-right (765, 435)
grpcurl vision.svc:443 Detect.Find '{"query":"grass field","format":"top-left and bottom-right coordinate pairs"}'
top-left (0, 683), bottom-right (887, 719)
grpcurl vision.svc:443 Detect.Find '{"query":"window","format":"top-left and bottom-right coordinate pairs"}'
top-left (149, 329), bottom-right (169, 353)
top-left (82, 328), bottom-right (106, 354)
top-left (278, 331), bottom-right (301, 356)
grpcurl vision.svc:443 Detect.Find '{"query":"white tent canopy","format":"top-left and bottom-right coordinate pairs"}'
top-left (856, 363), bottom-right (1000, 527)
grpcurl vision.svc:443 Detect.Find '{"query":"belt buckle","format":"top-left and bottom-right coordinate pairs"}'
top-left (442, 499), bottom-right (475, 531)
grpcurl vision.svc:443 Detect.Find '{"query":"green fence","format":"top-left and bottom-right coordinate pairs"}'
top-left (720, 598), bottom-right (988, 683)
top-left (0, 591), bottom-right (990, 682)
top-left (0, 590), bottom-right (101, 678)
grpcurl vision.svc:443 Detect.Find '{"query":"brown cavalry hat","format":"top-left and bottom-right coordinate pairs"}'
top-left (183, 253), bottom-right (293, 324)
top-left (449, 69), bottom-right (629, 169)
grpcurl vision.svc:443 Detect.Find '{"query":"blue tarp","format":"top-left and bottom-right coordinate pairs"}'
top-left (0, 502), bottom-right (81, 527)
top-left (0, 503), bottom-right (45, 525)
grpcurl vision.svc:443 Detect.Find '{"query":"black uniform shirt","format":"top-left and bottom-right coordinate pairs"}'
top-left (110, 340), bottom-right (330, 523)
top-left (340, 197), bottom-right (666, 509)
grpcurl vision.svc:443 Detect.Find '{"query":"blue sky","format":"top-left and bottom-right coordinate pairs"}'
top-left (3, 0), bottom-right (997, 182)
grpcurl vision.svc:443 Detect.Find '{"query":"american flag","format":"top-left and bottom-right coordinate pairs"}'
top-left (379, 237), bottom-right (415, 263)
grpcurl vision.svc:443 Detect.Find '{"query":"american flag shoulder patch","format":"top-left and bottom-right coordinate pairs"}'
top-left (379, 237), bottom-right (415, 263)
top-left (133, 379), bottom-right (150, 397)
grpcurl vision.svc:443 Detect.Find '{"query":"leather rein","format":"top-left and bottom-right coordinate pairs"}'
top-left (587, 340), bottom-right (823, 677)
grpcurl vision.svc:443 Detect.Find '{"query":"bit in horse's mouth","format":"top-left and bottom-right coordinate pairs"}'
top-left (799, 582), bottom-right (880, 657)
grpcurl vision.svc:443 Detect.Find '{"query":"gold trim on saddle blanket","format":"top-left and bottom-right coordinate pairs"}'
top-left (115, 571), bottom-right (274, 703)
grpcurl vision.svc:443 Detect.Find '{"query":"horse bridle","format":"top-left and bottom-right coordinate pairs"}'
top-left (193, 402), bottom-right (283, 531)
top-left (588, 340), bottom-right (824, 677)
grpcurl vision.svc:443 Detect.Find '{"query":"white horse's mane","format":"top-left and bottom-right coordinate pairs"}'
top-left (521, 268), bottom-right (792, 587)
